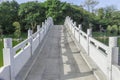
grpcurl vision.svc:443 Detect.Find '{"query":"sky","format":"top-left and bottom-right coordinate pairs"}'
top-left (16, 0), bottom-right (120, 10)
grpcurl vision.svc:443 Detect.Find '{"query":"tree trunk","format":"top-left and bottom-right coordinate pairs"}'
top-left (31, 22), bottom-right (37, 33)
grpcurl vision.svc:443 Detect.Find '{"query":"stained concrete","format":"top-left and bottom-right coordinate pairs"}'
top-left (21, 25), bottom-right (96, 80)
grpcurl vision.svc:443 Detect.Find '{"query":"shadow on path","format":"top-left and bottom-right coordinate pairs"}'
top-left (24, 25), bottom-right (96, 80)
top-left (59, 26), bottom-right (96, 80)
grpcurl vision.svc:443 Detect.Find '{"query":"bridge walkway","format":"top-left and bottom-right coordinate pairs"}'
top-left (18, 25), bottom-right (97, 80)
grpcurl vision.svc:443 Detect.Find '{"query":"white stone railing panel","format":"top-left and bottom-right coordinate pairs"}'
top-left (89, 37), bottom-right (109, 75)
top-left (89, 37), bottom-right (108, 52)
top-left (40, 30), bottom-right (44, 41)
top-left (75, 27), bottom-right (79, 31)
top-left (71, 26), bottom-right (74, 34)
top-left (112, 65), bottom-right (120, 80)
top-left (32, 35), bottom-right (39, 53)
top-left (13, 38), bottom-right (30, 55)
top-left (14, 45), bottom-right (31, 76)
top-left (64, 16), bottom-right (120, 80)
top-left (32, 31), bottom-right (39, 40)
top-left (79, 30), bottom-right (87, 37)
top-left (0, 66), bottom-right (10, 80)
top-left (74, 29), bottom-right (79, 42)
top-left (89, 44), bottom-right (108, 75)
top-left (80, 34), bottom-right (88, 52)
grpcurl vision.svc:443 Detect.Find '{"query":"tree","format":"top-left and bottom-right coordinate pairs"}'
top-left (0, 25), bottom-right (3, 37)
top-left (97, 8), bottom-right (104, 19)
top-left (95, 6), bottom-right (118, 29)
top-left (19, 2), bottom-right (45, 32)
top-left (107, 25), bottom-right (112, 33)
top-left (83, 0), bottom-right (99, 12)
top-left (13, 21), bottom-right (21, 39)
top-left (104, 5), bottom-right (116, 18)
top-left (111, 25), bottom-right (118, 35)
top-left (0, 0), bottom-right (19, 34)
top-left (45, 0), bottom-right (66, 23)
top-left (112, 11), bottom-right (120, 25)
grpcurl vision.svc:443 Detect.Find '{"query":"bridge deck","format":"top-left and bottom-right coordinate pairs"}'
top-left (18, 25), bottom-right (96, 80)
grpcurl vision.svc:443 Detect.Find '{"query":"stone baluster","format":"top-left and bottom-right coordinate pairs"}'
top-left (28, 29), bottom-right (33, 56)
top-left (108, 37), bottom-right (119, 80)
top-left (73, 22), bottom-right (76, 36)
top-left (28, 29), bottom-right (32, 38)
top-left (87, 28), bottom-right (92, 55)
top-left (3, 38), bottom-right (15, 80)
top-left (37, 25), bottom-right (40, 32)
top-left (37, 25), bottom-right (41, 43)
top-left (79, 24), bottom-right (82, 43)
top-left (42, 22), bottom-right (45, 35)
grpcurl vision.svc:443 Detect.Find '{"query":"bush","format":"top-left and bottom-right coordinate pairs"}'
top-left (107, 25), bottom-right (112, 32)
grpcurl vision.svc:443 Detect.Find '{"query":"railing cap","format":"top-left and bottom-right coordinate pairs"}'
top-left (4, 38), bottom-right (12, 48)
top-left (109, 37), bottom-right (118, 47)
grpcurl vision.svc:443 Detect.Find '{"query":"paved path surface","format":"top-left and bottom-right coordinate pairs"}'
top-left (25, 25), bottom-right (97, 80)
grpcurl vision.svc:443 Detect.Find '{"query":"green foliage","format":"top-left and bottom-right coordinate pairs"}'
top-left (0, 1), bottom-right (120, 67)
top-left (0, 0), bottom-right (19, 34)
top-left (0, 25), bottom-right (3, 37)
top-left (13, 22), bottom-right (20, 28)
top-left (45, 0), bottom-right (66, 24)
top-left (107, 25), bottom-right (112, 32)
top-left (13, 21), bottom-right (21, 38)
top-left (106, 25), bottom-right (119, 35)
top-left (104, 5), bottom-right (116, 18)
top-left (0, 0), bottom-right (119, 35)
top-left (19, 2), bottom-right (46, 32)
top-left (97, 8), bottom-right (104, 19)
top-left (112, 11), bottom-right (120, 25)
top-left (111, 25), bottom-right (118, 35)
top-left (112, 25), bottom-right (118, 31)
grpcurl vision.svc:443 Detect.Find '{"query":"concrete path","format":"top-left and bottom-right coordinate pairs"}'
top-left (25, 25), bottom-right (97, 80)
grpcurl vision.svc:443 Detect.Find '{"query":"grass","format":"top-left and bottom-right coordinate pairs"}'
top-left (94, 37), bottom-right (109, 45)
top-left (0, 41), bottom-right (3, 67)
top-left (93, 31), bottom-right (118, 37)
top-left (93, 31), bottom-right (120, 47)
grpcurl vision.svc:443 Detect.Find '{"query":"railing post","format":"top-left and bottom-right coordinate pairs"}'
top-left (37, 25), bottom-right (41, 43)
top-left (79, 24), bottom-right (82, 43)
top-left (70, 20), bottom-right (73, 31)
top-left (87, 28), bottom-right (92, 55)
top-left (41, 22), bottom-right (44, 40)
top-left (87, 28), bottom-right (92, 37)
top-left (44, 20), bottom-right (46, 34)
top-left (46, 22), bottom-right (48, 33)
top-left (28, 29), bottom-right (32, 38)
top-left (45, 20), bottom-right (48, 33)
top-left (50, 17), bottom-right (54, 27)
top-left (37, 25), bottom-right (40, 32)
top-left (42, 22), bottom-right (45, 35)
top-left (108, 37), bottom-right (119, 80)
top-left (73, 22), bottom-right (76, 36)
top-left (45, 20), bottom-right (47, 34)
top-left (28, 29), bottom-right (32, 56)
top-left (3, 38), bottom-right (15, 80)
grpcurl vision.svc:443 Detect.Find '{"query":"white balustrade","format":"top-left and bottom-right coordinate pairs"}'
top-left (0, 17), bottom-right (53, 80)
top-left (64, 16), bottom-right (120, 80)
